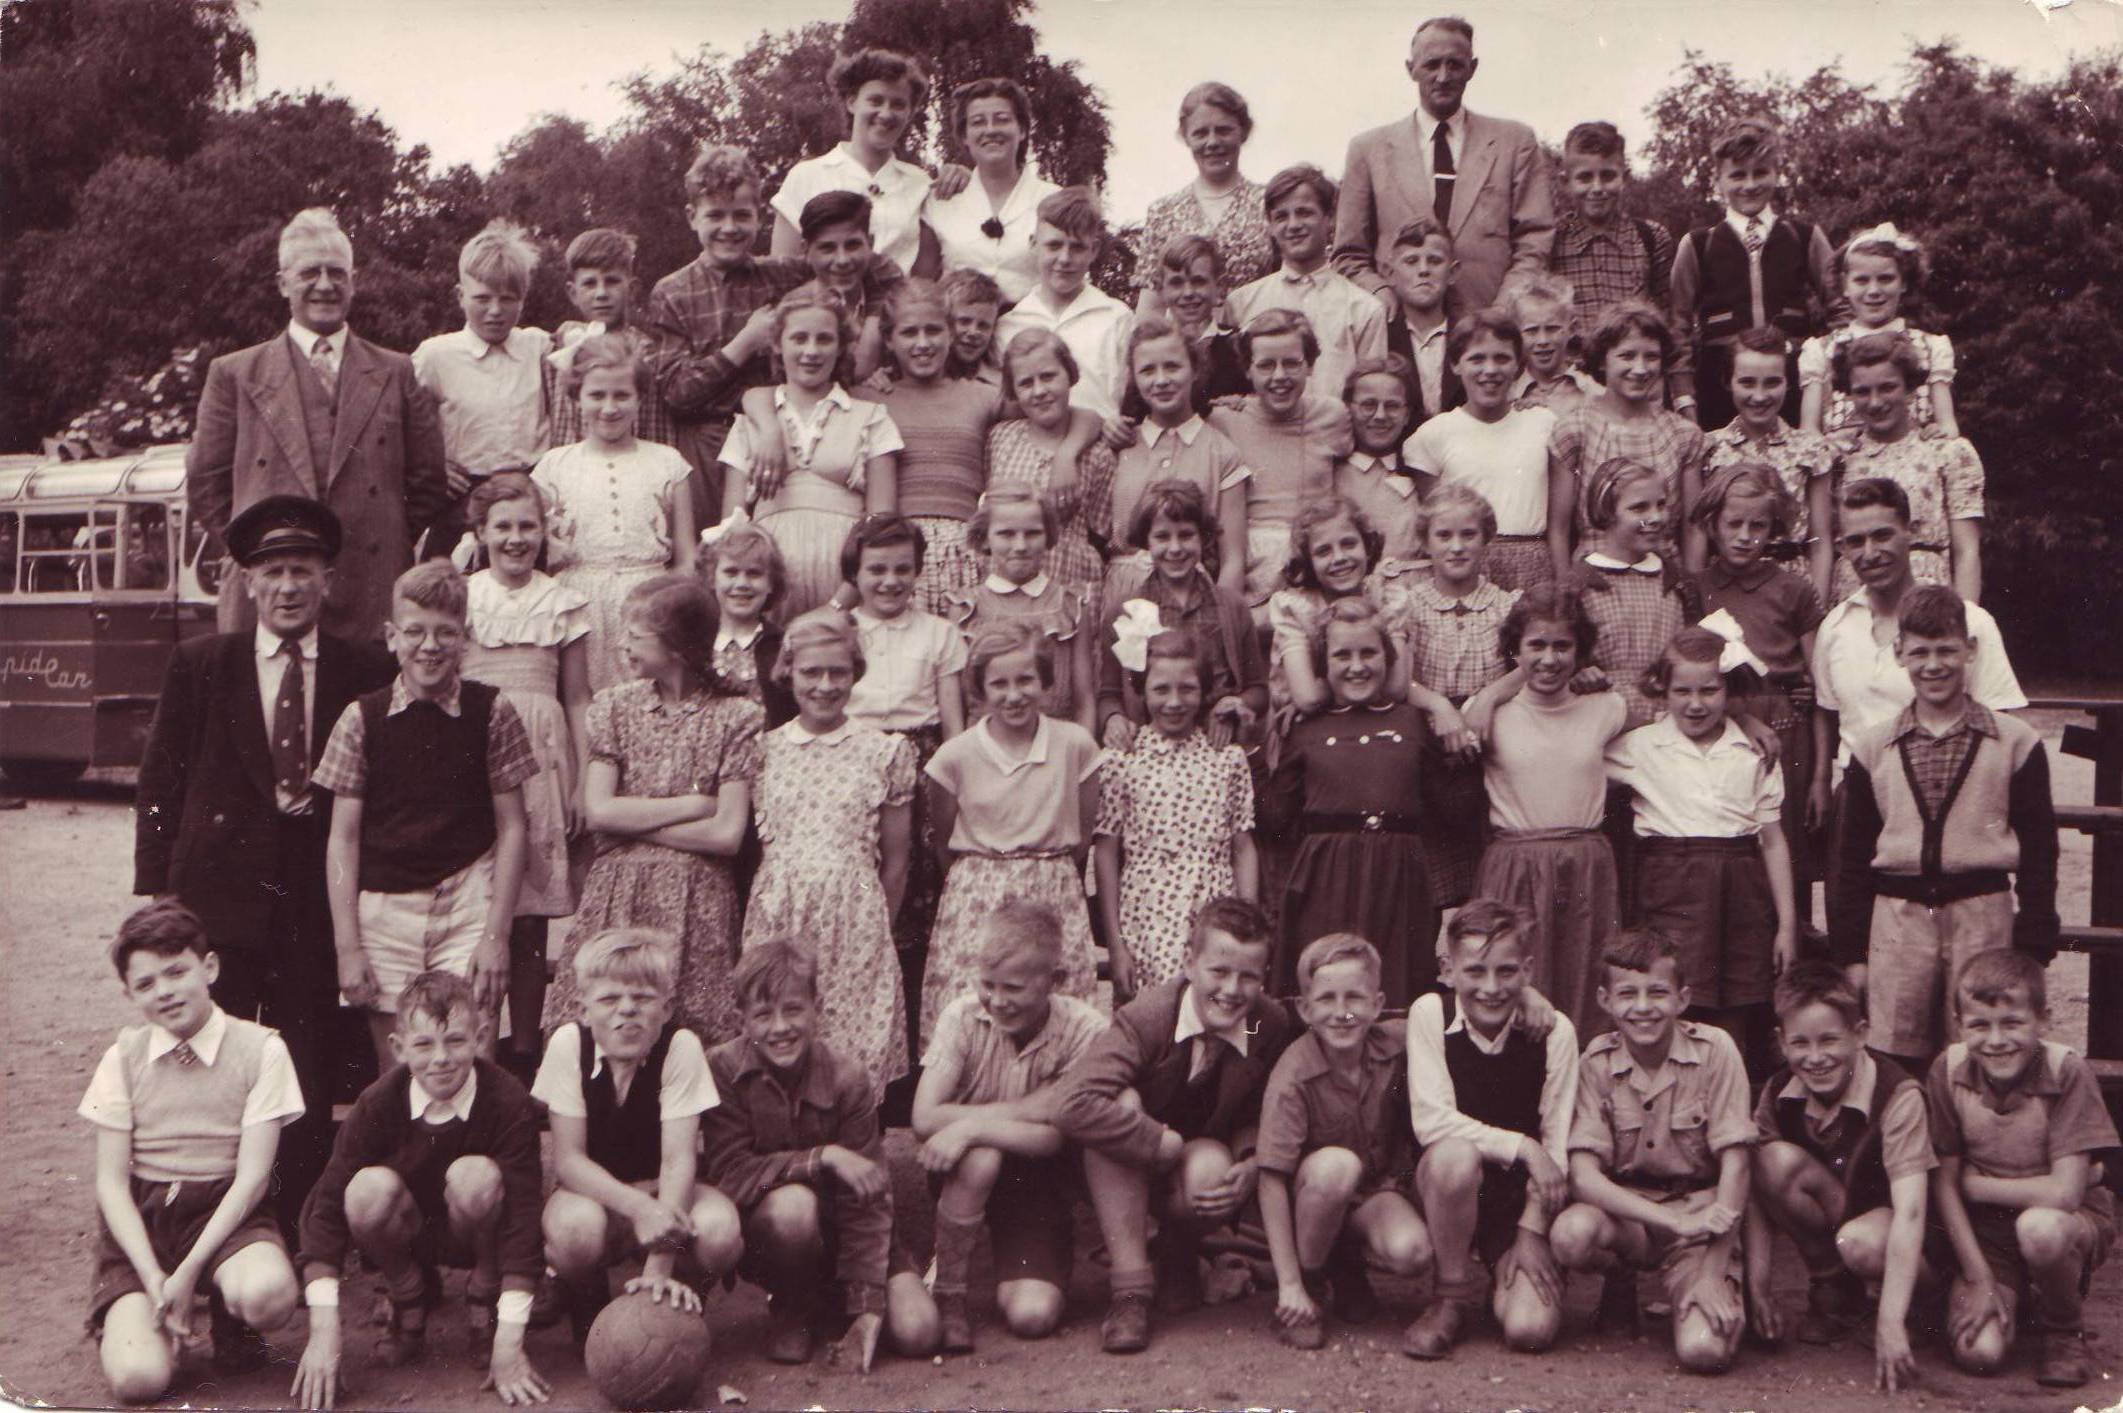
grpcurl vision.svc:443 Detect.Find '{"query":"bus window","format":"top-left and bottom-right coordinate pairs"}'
top-left (123, 503), bottom-right (171, 590)
top-left (0, 512), bottom-right (16, 592)
top-left (21, 510), bottom-right (91, 593)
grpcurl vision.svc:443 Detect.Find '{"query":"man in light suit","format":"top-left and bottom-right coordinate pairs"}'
top-left (135, 497), bottom-right (396, 1233)
top-left (1332, 16), bottom-right (1554, 321)
top-left (187, 207), bottom-right (447, 642)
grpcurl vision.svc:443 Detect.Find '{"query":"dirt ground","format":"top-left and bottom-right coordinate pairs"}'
top-left (1, 712), bottom-right (2114, 1412)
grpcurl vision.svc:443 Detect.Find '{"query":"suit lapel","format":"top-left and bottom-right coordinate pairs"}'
top-left (224, 634), bottom-right (278, 803)
top-left (1380, 119), bottom-right (1433, 236)
top-left (245, 336), bottom-right (319, 497)
top-left (1450, 113), bottom-right (1499, 236)
top-left (327, 336), bottom-right (387, 489)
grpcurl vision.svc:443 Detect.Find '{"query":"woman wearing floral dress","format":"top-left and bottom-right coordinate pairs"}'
top-left (1136, 82), bottom-right (1275, 298)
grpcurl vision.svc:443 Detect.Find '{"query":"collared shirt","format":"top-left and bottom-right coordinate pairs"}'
top-left (254, 624), bottom-right (321, 809)
top-left (1811, 590), bottom-right (2026, 768)
top-left (1407, 991), bottom-right (1579, 1187)
top-left (1570, 1021), bottom-right (1756, 1187)
top-left (287, 321), bottom-right (349, 371)
top-left (715, 621), bottom-right (764, 656)
top-left (1332, 452), bottom-right (1423, 560)
top-left (310, 677), bottom-right (540, 800)
top-left (925, 714), bottom-right (1103, 854)
top-left (1704, 418), bottom-right (1839, 557)
top-left (1256, 1021), bottom-right (1411, 1179)
top-left (1753, 1050), bottom-right (1936, 1182)
top-left (1379, 573), bottom-right (1520, 700)
top-left (1926, 1039), bottom-right (2121, 1180)
top-left (1174, 984), bottom-right (1251, 1080)
top-left (412, 326), bottom-right (552, 476)
top-left (531, 1022), bottom-right (720, 1122)
top-left (1510, 367), bottom-right (1599, 413)
top-left (924, 166), bottom-right (1060, 305)
top-left (1399, 315), bottom-right (1450, 414)
top-left (786, 717), bottom-right (856, 748)
top-left (1104, 416), bottom-right (1251, 549)
top-left (1414, 107), bottom-right (1465, 174)
top-left (77, 1006), bottom-right (306, 1135)
top-left (771, 146), bottom-right (933, 275)
top-left (1798, 321), bottom-right (1957, 436)
top-left (1699, 556), bottom-right (1822, 677)
top-left (921, 991), bottom-right (1108, 1105)
top-left (1552, 208), bottom-right (1674, 330)
top-left (1224, 264), bottom-right (1388, 411)
top-left (845, 606), bottom-right (966, 733)
top-left (983, 571), bottom-right (1051, 598)
top-left (1606, 716), bottom-right (1783, 839)
top-left (1402, 404), bottom-right (1556, 538)
top-left (996, 282), bottom-right (1134, 421)
top-left (1582, 551), bottom-right (1662, 574)
top-left (1722, 206), bottom-right (1779, 333)
top-left (409, 1069), bottom-right (480, 1125)
top-left (1888, 702), bottom-right (1999, 817)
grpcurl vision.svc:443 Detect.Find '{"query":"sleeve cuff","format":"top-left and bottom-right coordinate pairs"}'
top-left (306, 1277), bottom-right (340, 1308)
top-left (496, 1289), bottom-right (533, 1325)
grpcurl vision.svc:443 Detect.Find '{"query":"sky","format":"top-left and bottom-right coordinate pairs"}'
top-left (246, 0), bottom-right (2123, 220)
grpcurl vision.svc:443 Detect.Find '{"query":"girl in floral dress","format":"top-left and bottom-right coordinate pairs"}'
top-left (988, 328), bottom-right (1116, 595)
top-left (462, 472), bottom-right (591, 1069)
top-left (742, 611), bottom-right (916, 1100)
top-left (543, 575), bottom-right (762, 1041)
top-left (1092, 629), bottom-right (1257, 999)
top-left (532, 334), bottom-right (696, 693)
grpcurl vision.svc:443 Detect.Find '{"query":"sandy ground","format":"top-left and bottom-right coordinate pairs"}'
top-left (0, 712), bottom-right (2113, 1412)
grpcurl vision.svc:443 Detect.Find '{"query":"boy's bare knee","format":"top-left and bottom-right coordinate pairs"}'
top-left (691, 1191), bottom-right (744, 1273)
top-left (888, 1271), bottom-right (941, 1356)
top-left (1953, 1325), bottom-right (2009, 1373)
top-left (445, 1155), bottom-right (504, 1217)
top-left (345, 1164), bottom-right (411, 1233)
top-left (220, 1251), bottom-right (300, 1331)
top-left (952, 1144), bottom-right (1006, 1193)
top-left (1175, 1140), bottom-right (1234, 1206)
top-left (1753, 1140), bottom-right (1811, 1189)
top-left (542, 1191), bottom-right (608, 1272)
top-left (1295, 1146), bottom-right (1364, 1201)
top-left (1417, 1137), bottom-right (1482, 1193)
top-left (105, 1357), bottom-right (172, 1406)
top-left (1497, 1285), bottom-right (1562, 1351)
top-left (1372, 1215), bottom-right (1433, 1278)
top-left (1001, 1281), bottom-right (1066, 1338)
top-left (2014, 1207), bottom-right (2077, 1269)
top-left (1675, 1314), bottom-right (1739, 1374)
top-left (1549, 1204), bottom-right (1605, 1268)
top-left (1834, 1210), bottom-right (1891, 1277)
top-left (753, 1184), bottom-right (822, 1250)
top-left (101, 1302), bottom-right (174, 1406)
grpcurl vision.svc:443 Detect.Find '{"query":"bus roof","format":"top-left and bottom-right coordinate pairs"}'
top-left (0, 444), bottom-right (189, 506)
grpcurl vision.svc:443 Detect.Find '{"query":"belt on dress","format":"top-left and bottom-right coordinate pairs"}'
top-left (1300, 810), bottom-right (1422, 835)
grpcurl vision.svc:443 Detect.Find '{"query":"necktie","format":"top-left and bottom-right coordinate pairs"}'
top-left (1431, 120), bottom-right (1456, 227)
top-left (310, 336), bottom-right (338, 401)
top-left (272, 636), bottom-right (308, 807)
top-left (171, 1041), bottom-right (199, 1067)
top-left (1743, 214), bottom-right (1765, 254)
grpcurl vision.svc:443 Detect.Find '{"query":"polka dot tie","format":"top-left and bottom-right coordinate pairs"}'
top-left (171, 1041), bottom-right (199, 1067)
top-left (1743, 215), bottom-right (1766, 254)
top-left (272, 636), bottom-right (308, 807)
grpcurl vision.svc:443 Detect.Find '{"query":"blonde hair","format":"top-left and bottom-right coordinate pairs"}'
top-left (459, 219), bottom-right (539, 296)
top-left (571, 928), bottom-right (677, 997)
top-left (772, 608), bottom-right (866, 686)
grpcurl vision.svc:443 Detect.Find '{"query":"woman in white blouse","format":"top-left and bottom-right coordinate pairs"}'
top-left (770, 48), bottom-right (935, 276)
top-left (921, 77), bottom-right (1058, 306)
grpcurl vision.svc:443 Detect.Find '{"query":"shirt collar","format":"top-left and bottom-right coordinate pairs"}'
top-left (982, 571), bottom-right (1051, 597)
top-left (254, 624), bottom-right (321, 661)
top-left (1583, 551), bottom-right (1663, 575)
top-left (821, 144), bottom-right (922, 191)
top-left (1404, 317), bottom-right (1449, 349)
top-left (774, 383), bottom-right (854, 415)
top-left (786, 717), bottom-right (856, 747)
top-left (1555, 208), bottom-right (1627, 253)
top-left (288, 323), bottom-right (348, 361)
top-left (388, 674), bottom-right (463, 717)
top-left (1780, 1049), bottom-right (1878, 1124)
top-left (409, 1067), bottom-right (479, 1123)
top-left (731, 1038), bottom-right (843, 1106)
top-left (969, 999), bottom-right (1062, 1057)
top-left (1278, 263), bottom-right (1328, 287)
top-left (853, 605), bottom-right (917, 633)
top-left (454, 326), bottom-right (518, 361)
top-left (1888, 701), bottom-right (1998, 747)
top-left (1645, 714), bottom-right (1760, 759)
top-left (1600, 1022), bottom-right (1710, 1082)
top-left (970, 714), bottom-right (1052, 775)
top-left (1415, 107), bottom-right (1462, 149)
top-left (1710, 418), bottom-right (1793, 448)
top-left (716, 622), bottom-right (763, 653)
top-left (1344, 450), bottom-right (1404, 476)
top-left (1173, 985), bottom-right (1250, 1056)
top-left (1144, 417), bottom-right (1206, 449)
top-left (1704, 556), bottom-right (1777, 592)
top-left (146, 1006), bottom-right (229, 1066)
top-left (1409, 577), bottom-right (1505, 614)
top-left (1725, 206), bottom-right (1779, 237)
top-left (1443, 996), bottom-right (1519, 1054)
top-left (1949, 1041), bottom-right (2065, 1108)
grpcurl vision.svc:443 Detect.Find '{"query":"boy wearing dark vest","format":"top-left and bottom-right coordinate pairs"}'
top-left (1830, 585), bottom-right (2059, 1069)
top-left (533, 929), bottom-right (742, 1341)
top-left (313, 559), bottom-right (536, 1067)
top-left (292, 972), bottom-right (549, 1409)
top-left (1551, 928), bottom-right (1756, 1375)
top-left (1667, 114), bottom-right (1835, 429)
top-left (1256, 934), bottom-right (1430, 1353)
top-left (1404, 900), bottom-right (1579, 1359)
top-left (1742, 961), bottom-right (1933, 1392)
top-left (1057, 896), bottom-right (1296, 1355)
top-left (81, 900), bottom-right (304, 1404)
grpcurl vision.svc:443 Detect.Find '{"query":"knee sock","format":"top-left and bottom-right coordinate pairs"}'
top-left (932, 1210), bottom-right (983, 1297)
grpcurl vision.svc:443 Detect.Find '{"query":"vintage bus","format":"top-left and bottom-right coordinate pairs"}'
top-left (0, 444), bottom-right (219, 788)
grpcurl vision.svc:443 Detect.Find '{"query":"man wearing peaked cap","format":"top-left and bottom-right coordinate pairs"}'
top-left (137, 491), bottom-right (396, 1238)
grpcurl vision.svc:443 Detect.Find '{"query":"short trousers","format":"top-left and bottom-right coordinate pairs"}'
top-left (1865, 890), bottom-right (2014, 1059)
top-left (1472, 1164), bottom-right (1535, 1268)
top-left (355, 851), bottom-right (497, 1014)
top-left (735, 1182), bottom-right (917, 1289)
top-left (1628, 1186), bottom-right (1745, 1312)
top-left (931, 1154), bottom-right (1076, 1289)
top-left (88, 1175), bottom-right (287, 1333)
top-left (1940, 1190), bottom-right (2118, 1301)
top-left (589, 1179), bottom-right (716, 1275)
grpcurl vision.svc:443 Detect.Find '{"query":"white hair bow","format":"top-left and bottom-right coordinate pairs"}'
top-left (1110, 598), bottom-right (1164, 672)
top-left (1697, 608), bottom-right (1769, 677)
top-left (1845, 222), bottom-right (1921, 257)
top-left (449, 532), bottom-right (480, 572)
top-left (700, 506), bottom-right (752, 551)
top-left (546, 320), bottom-right (608, 373)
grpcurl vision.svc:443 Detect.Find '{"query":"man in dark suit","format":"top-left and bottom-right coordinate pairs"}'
top-left (1333, 15), bottom-right (1553, 321)
top-left (188, 207), bottom-right (448, 642)
top-left (135, 497), bottom-right (395, 1231)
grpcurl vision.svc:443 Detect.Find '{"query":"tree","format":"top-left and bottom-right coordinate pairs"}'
top-left (1639, 43), bottom-right (2123, 674)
